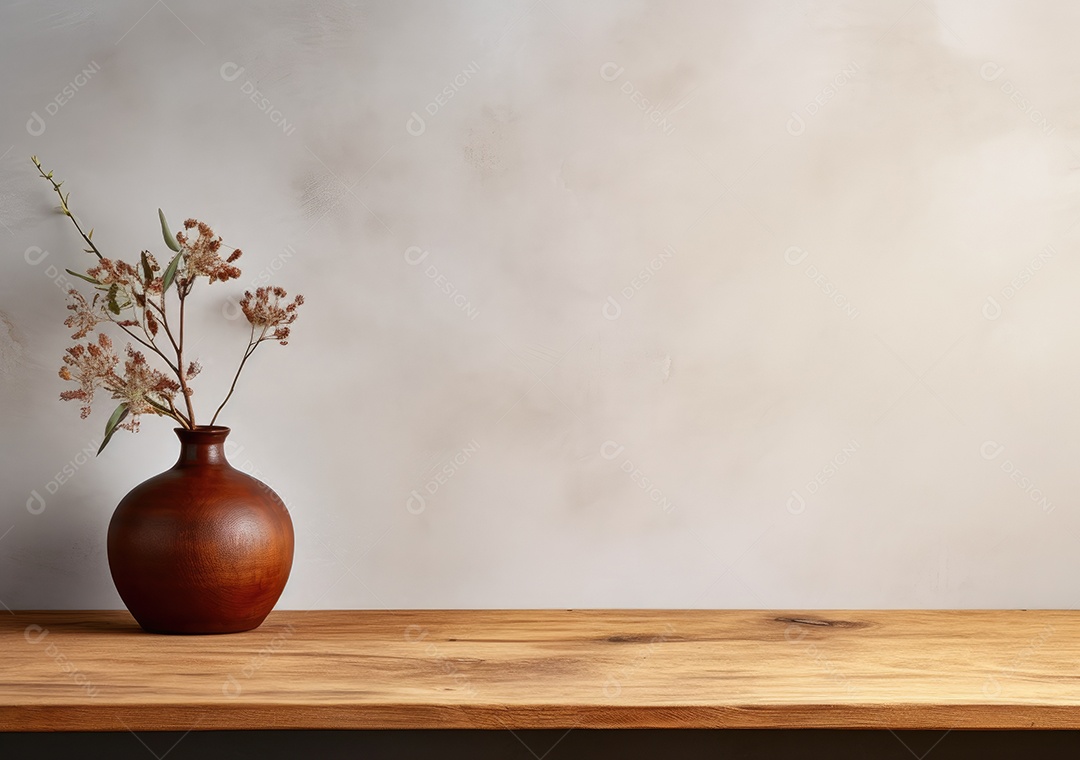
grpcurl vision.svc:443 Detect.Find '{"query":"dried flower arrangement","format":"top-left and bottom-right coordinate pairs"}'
top-left (33, 157), bottom-right (304, 453)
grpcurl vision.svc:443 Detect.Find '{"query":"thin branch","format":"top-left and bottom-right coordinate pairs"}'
top-left (108, 316), bottom-right (180, 375)
top-left (165, 395), bottom-right (191, 428)
top-left (145, 296), bottom-right (181, 355)
top-left (146, 397), bottom-right (188, 427)
top-left (210, 324), bottom-right (262, 426)
top-left (176, 290), bottom-right (197, 425)
top-left (34, 156), bottom-right (205, 432)
top-left (134, 292), bottom-right (163, 356)
top-left (31, 157), bottom-right (103, 259)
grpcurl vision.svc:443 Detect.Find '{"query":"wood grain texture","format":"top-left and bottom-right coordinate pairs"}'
top-left (2, 610), bottom-right (1079, 732)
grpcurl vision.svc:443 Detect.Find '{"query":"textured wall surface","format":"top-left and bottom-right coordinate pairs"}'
top-left (1, 1), bottom-right (1078, 610)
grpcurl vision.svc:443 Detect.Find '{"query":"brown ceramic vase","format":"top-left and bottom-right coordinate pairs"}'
top-left (107, 426), bottom-right (293, 634)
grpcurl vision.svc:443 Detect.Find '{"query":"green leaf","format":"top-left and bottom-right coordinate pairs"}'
top-left (161, 252), bottom-right (182, 293)
top-left (158, 208), bottom-right (181, 253)
top-left (65, 269), bottom-right (101, 285)
top-left (97, 403), bottom-right (129, 455)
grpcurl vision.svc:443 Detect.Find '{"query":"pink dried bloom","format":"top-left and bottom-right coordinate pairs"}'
top-left (240, 286), bottom-right (304, 345)
top-left (64, 289), bottom-right (105, 339)
top-left (110, 346), bottom-right (181, 430)
top-left (175, 220), bottom-right (242, 286)
top-left (86, 258), bottom-right (139, 290)
top-left (59, 332), bottom-right (120, 418)
top-left (138, 251), bottom-right (164, 299)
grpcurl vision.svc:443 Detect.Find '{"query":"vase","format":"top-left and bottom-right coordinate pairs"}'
top-left (107, 426), bottom-right (294, 634)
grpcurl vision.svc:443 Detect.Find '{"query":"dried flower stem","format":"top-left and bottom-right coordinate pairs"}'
top-left (166, 396), bottom-right (183, 423)
top-left (134, 298), bottom-right (178, 373)
top-left (176, 293), bottom-right (196, 425)
top-left (146, 296), bottom-right (181, 356)
top-left (146, 397), bottom-right (186, 426)
top-left (38, 158), bottom-right (303, 447)
top-left (210, 324), bottom-right (259, 426)
top-left (32, 157), bottom-right (102, 260)
top-left (110, 319), bottom-right (180, 374)
top-left (34, 158), bottom-right (190, 426)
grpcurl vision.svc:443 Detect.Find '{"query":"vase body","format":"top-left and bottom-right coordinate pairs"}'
top-left (107, 426), bottom-right (293, 634)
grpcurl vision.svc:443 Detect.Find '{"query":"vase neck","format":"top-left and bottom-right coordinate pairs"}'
top-left (174, 427), bottom-right (232, 467)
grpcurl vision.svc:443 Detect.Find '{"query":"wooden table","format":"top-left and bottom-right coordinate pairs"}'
top-left (3, 610), bottom-right (1080, 757)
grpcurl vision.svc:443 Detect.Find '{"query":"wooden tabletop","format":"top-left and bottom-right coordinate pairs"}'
top-left (2, 609), bottom-right (1079, 732)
